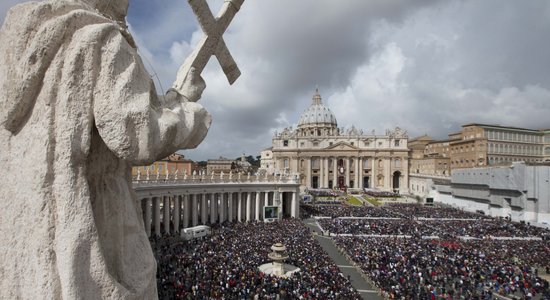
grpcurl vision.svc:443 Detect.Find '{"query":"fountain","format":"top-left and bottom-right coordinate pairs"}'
top-left (258, 243), bottom-right (300, 277)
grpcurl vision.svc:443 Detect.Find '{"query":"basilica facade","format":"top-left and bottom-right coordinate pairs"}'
top-left (260, 89), bottom-right (409, 193)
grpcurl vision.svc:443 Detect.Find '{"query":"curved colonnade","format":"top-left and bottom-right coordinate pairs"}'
top-left (133, 176), bottom-right (301, 237)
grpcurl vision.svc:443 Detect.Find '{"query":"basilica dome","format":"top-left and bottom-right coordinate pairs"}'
top-left (297, 89), bottom-right (338, 128)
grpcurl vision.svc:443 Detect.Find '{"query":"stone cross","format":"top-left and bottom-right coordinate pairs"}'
top-left (174, 0), bottom-right (244, 90)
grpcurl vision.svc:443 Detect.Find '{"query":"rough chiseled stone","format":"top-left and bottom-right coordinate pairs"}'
top-left (0, 0), bottom-right (241, 298)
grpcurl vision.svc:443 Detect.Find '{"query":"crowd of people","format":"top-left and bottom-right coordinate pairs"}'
top-left (335, 236), bottom-right (550, 299)
top-left (150, 200), bottom-right (549, 299)
top-left (363, 189), bottom-right (400, 198)
top-left (301, 204), bottom-right (402, 218)
top-left (383, 203), bottom-right (491, 219)
top-left (318, 218), bottom-right (436, 236)
top-left (306, 189), bottom-right (342, 197)
top-left (302, 202), bottom-right (550, 299)
top-left (317, 218), bottom-right (550, 239)
top-left (152, 219), bottom-right (361, 299)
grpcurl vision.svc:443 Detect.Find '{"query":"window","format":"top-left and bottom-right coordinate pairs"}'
top-left (394, 139), bottom-right (400, 147)
top-left (300, 142), bottom-right (304, 147)
top-left (351, 142), bottom-right (354, 146)
top-left (283, 140), bottom-right (288, 147)
top-left (394, 159), bottom-right (401, 168)
top-left (363, 158), bottom-right (369, 169)
top-left (284, 159), bottom-right (289, 169)
top-left (313, 142), bottom-right (319, 147)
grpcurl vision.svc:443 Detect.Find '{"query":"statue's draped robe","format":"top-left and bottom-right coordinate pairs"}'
top-left (0, 2), bottom-right (210, 299)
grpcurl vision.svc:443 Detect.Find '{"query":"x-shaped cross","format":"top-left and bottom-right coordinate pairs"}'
top-left (173, 0), bottom-right (244, 91)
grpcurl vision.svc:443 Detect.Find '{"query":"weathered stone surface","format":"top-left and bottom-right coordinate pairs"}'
top-left (0, 0), bottom-right (214, 299)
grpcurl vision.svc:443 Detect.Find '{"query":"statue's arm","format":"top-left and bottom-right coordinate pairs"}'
top-left (92, 30), bottom-right (211, 164)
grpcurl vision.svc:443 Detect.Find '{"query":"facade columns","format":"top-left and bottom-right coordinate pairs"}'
top-left (324, 157), bottom-right (329, 188)
top-left (354, 157), bottom-right (362, 189)
top-left (306, 158), bottom-right (312, 188)
top-left (344, 157), bottom-right (351, 188)
top-left (384, 158), bottom-right (391, 190)
top-left (319, 158), bottom-right (324, 189)
top-left (333, 157), bottom-right (338, 186)
top-left (153, 197), bottom-right (161, 236)
top-left (174, 195), bottom-right (180, 233)
top-left (265, 191), bottom-right (270, 207)
top-left (144, 198), bottom-right (152, 237)
top-left (163, 196), bottom-right (170, 234)
top-left (376, 156), bottom-right (378, 188)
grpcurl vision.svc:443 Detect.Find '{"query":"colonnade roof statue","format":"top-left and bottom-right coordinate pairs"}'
top-left (0, 0), bottom-right (244, 299)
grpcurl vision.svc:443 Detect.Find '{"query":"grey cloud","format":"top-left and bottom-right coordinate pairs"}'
top-left (2, 0), bottom-right (548, 161)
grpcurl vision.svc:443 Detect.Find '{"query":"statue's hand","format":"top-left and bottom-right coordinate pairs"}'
top-left (171, 66), bottom-right (206, 103)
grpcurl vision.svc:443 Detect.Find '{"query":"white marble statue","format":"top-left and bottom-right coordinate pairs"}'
top-left (0, 0), bottom-right (243, 299)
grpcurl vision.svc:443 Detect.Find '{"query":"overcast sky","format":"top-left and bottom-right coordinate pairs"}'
top-left (2, 0), bottom-right (550, 161)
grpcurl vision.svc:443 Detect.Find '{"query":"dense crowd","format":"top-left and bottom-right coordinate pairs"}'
top-left (318, 218), bottom-right (436, 236)
top-left (152, 219), bottom-right (361, 299)
top-left (335, 236), bottom-right (550, 299)
top-left (306, 189), bottom-right (342, 197)
top-left (317, 218), bottom-right (550, 239)
top-left (383, 203), bottom-right (491, 219)
top-left (301, 204), bottom-right (402, 218)
top-left (421, 219), bottom-right (550, 239)
top-left (363, 189), bottom-right (400, 198)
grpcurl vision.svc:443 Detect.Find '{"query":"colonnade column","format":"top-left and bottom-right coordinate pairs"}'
top-left (201, 194), bottom-right (207, 225)
top-left (291, 192), bottom-right (297, 218)
top-left (228, 193), bottom-right (234, 222)
top-left (153, 197), bottom-right (161, 236)
top-left (237, 192), bottom-right (243, 222)
top-left (220, 193), bottom-right (226, 223)
top-left (255, 192), bottom-right (261, 221)
top-left (144, 198), bottom-right (152, 237)
top-left (173, 195), bottom-right (180, 233)
top-left (210, 193), bottom-right (216, 224)
top-left (246, 192), bottom-right (251, 222)
top-left (163, 196), bottom-right (170, 234)
top-left (192, 194), bottom-right (198, 226)
top-left (182, 195), bottom-right (189, 229)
